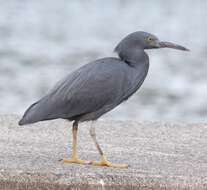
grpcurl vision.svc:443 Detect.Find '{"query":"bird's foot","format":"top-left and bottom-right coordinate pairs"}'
top-left (90, 155), bottom-right (128, 168)
top-left (63, 157), bottom-right (91, 165)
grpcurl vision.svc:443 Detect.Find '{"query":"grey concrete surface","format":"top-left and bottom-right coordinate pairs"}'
top-left (0, 115), bottom-right (206, 190)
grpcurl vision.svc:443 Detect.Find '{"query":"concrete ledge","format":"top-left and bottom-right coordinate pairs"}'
top-left (0, 115), bottom-right (206, 189)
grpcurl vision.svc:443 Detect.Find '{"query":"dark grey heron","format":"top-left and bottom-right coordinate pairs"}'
top-left (19, 31), bottom-right (189, 168)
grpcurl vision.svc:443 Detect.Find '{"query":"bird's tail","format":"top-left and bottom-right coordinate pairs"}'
top-left (19, 101), bottom-right (41, 125)
top-left (19, 96), bottom-right (58, 126)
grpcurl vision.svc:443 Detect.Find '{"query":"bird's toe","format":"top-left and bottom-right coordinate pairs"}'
top-left (90, 155), bottom-right (128, 168)
top-left (63, 158), bottom-right (91, 165)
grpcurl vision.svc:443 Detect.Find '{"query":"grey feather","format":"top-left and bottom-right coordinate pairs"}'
top-left (19, 56), bottom-right (149, 125)
top-left (19, 31), bottom-right (183, 125)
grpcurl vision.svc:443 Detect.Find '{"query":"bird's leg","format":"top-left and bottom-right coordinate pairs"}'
top-left (63, 121), bottom-right (90, 165)
top-left (89, 122), bottom-right (128, 168)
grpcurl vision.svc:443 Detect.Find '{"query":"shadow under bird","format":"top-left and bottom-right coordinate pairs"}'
top-left (19, 31), bottom-right (189, 168)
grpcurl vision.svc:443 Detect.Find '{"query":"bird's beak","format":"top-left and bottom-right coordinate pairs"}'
top-left (158, 41), bottom-right (189, 51)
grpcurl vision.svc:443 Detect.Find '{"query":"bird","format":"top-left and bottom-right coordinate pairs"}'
top-left (19, 31), bottom-right (189, 168)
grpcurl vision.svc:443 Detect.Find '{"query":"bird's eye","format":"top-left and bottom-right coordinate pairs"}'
top-left (147, 37), bottom-right (153, 42)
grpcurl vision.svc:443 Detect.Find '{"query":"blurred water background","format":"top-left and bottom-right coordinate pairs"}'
top-left (0, 0), bottom-right (206, 122)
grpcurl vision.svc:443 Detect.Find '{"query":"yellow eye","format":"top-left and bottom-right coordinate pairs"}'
top-left (147, 37), bottom-right (153, 42)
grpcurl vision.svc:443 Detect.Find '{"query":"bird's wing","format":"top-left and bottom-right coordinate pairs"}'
top-left (19, 58), bottom-right (148, 125)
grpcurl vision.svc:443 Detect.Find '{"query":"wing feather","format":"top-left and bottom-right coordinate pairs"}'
top-left (19, 57), bottom-right (148, 125)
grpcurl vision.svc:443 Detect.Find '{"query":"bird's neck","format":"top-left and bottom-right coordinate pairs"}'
top-left (117, 49), bottom-right (149, 66)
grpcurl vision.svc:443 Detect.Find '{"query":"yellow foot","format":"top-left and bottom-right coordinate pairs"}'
top-left (63, 158), bottom-right (90, 165)
top-left (91, 155), bottom-right (128, 168)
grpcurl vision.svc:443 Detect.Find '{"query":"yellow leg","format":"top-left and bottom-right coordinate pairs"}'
top-left (89, 122), bottom-right (128, 168)
top-left (63, 121), bottom-right (90, 165)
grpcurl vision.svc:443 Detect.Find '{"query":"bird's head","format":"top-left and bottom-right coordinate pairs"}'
top-left (115, 31), bottom-right (189, 55)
